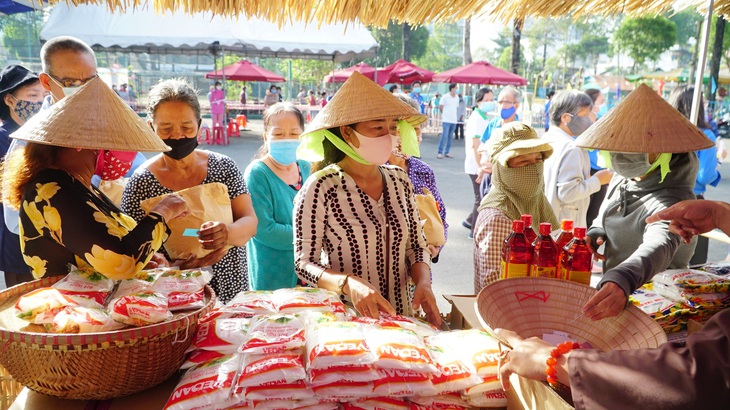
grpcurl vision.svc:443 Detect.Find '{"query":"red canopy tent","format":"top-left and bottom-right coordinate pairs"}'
top-left (376, 59), bottom-right (434, 86)
top-left (205, 59), bottom-right (286, 82)
top-left (433, 61), bottom-right (527, 86)
top-left (324, 62), bottom-right (376, 82)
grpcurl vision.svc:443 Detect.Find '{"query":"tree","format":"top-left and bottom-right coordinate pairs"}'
top-left (710, 16), bottom-right (726, 102)
top-left (0, 11), bottom-right (44, 65)
top-left (511, 18), bottom-right (523, 74)
top-left (463, 19), bottom-right (472, 65)
top-left (367, 22), bottom-right (429, 66)
top-left (613, 16), bottom-right (677, 72)
top-left (402, 23), bottom-right (411, 61)
top-left (414, 22), bottom-right (462, 72)
top-left (578, 33), bottom-right (609, 75)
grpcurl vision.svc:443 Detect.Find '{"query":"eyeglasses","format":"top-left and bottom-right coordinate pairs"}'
top-left (498, 100), bottom-right (516, 106)
top-left (47, 73), bottom-right (99, 88)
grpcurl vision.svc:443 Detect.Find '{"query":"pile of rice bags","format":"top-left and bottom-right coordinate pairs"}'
top-left (14, 266), bottom-right (211, 333)
top-left (653, 269), bottom-right (730, 322)
top-left (165, 287), bottom-right (507, 410)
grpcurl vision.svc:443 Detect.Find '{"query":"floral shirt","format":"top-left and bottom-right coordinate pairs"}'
top-left (20, 169), bottom-right (168, 279)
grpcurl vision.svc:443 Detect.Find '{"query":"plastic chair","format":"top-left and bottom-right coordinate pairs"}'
top-left (212, 125), bottom-right (228, 146)
top-left (227, 121), bottom-right (240, 138)
top-left (198, 124), bottom-right (212, 144)
top-left (236, 114), bottom-right (247, 130)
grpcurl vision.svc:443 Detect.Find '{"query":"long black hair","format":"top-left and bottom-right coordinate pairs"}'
top-left (312, 126), bottom-right (350, 172)
top-left (668, 86), bottom-right (710, 130)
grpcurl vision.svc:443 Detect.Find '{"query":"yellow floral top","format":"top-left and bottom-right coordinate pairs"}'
top-left (19, 169), bottom-right (169, 280)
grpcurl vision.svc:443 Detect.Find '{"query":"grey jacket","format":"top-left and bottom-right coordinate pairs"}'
top-left (587, 152), bottom-right (698, 296)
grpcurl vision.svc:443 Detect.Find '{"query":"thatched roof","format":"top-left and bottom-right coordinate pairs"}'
top-left (44, 0), bottom-right (715, 26)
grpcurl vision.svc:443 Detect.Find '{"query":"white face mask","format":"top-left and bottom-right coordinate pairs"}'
top-left (62, 86), bottom-right (81, 98)
top-left (349, 129), bottom-right (394, 165)
top-left (216, 86), bottom-right (222, 90)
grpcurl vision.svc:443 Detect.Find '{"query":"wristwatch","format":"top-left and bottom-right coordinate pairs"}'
top-left (337, 274), bottom-right (352, 295)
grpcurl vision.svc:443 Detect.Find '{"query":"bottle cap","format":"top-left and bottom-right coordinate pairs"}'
top-left (520, 214), bottom-right (533, 225)
top-left (539, 222), bottom-right (553, 236)
top-left (512, 220), bottom-right (525, 233)
top-left (574, 227), bottom-right (586, 238)
top-left (560, 219), bottom-right (574, 231)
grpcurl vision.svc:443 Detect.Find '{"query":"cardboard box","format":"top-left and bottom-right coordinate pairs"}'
top-left (444, 294), bottom-right (575, 410)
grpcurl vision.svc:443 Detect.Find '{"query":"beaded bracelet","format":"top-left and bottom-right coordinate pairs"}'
top-left (546, 341), bottom-right (581, 387)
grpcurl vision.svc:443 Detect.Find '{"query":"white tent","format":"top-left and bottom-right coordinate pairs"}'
top-left (40, 4), bottom-right (378, 62)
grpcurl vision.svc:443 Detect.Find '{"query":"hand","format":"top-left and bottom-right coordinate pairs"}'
top-left (427, 245), bottom-right (440, 259)
top-left (584, 235), bottom-right (606, 262)
top-left (475, 173), bottom-right (483, 184)
top-left (198, 221), bottom-right (229, 251)
top-left (595, 169), bottom-right (614, 185)
top-left (582, 282), bottom-right (627, 320)
top-left (144, 252), bottom-right (170, 269)
top-left (412, 282), bottom-right (441, 327)
top-left (344, 276), bottom-right (396, 319)
top-left (151, 194), bottom-right (190, 221)
top-left (645, 200), bottom-right (730, 243)
top-left (173, 248), bottom-right (227, 270)
top-left (495, 329), bottom-right (554, 391)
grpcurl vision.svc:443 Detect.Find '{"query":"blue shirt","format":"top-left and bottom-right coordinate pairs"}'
top-left (480, 115), bottom-right (520, 143)
top-left (409, 92), bottom-right (426, 114)
top-left (694, 128), bottom-right (722, 196)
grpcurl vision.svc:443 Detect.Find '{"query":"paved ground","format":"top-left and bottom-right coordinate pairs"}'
top-left (3, 119), bottom-right (730, 317)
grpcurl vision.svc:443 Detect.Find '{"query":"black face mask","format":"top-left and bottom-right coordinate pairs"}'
top-left (163, 137), bottom-right (198, 160)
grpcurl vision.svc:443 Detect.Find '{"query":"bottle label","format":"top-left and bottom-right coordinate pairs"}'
top-left (531, 266), bottom-right (556, 279)
top-left (558, 265), bottom-right (568, 281)
top-left (566, 270), bottom-right (591, 285)
top-left (502, 262), bottom-right (529, 279)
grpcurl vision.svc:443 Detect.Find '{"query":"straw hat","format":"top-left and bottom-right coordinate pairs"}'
top-left (303, 71), bottom-right (427, 135)
top-left (575, 83), bottom-right (714, 153)
top-left (488, 121), bottom-right (553, 167)
top-left (11, 77), bottom-right (169, 152)
top-left (476, 277), bottom-right (667, 351)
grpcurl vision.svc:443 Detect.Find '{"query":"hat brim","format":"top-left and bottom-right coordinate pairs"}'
top-left (493, 139), bottom-right (554, 167)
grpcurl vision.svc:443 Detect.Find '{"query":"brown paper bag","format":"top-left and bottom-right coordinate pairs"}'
top-left (98, 177), bottom-right (128, 206)
top-left (140, 182), bottom-right (233, 259)
top-left (414, 187), bottom-right (446, 247)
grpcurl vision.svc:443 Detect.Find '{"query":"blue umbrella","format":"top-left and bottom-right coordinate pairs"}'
top-left (0, 0), bottom-right (45, 15)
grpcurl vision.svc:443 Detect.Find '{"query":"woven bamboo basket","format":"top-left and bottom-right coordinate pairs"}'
top-left (0, 276), bottom-right (216, 400)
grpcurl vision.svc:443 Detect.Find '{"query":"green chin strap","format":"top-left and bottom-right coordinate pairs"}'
top-left (397, 119), bottom-right (420, 158)
top-left (599, 151), bottom-right (672, 183)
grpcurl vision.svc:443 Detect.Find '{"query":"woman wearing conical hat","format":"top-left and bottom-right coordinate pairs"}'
top-left (2, 78), bottom-right (190, 280)
top-left (294, 72), bottom-right (441, 326)
top-left (576, 84), bottom-right (713, 320)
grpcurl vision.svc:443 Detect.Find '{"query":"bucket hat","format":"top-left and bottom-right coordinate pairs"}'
top-left (575, 83), bottom-right (714, 153)
top-left (298, 71), bottom-right (426, 162)
top-left (0, 65), bottom-right (40, 120)
top-left (11, 77), bottom-right (169, 152)
top-left (488, 121), bottom-right (553, 167)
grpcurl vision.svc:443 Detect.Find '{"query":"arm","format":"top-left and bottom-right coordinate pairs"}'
top-left (695, 145), bottom-right (721, 187)
top-left (473, 210), bottom-right (512, 292)
top-left (243, 165), bottom-right (295, 250)
top-left (646, 199), bottom-right (730, 242)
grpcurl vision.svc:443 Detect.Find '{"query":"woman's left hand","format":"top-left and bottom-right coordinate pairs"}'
top-left (144, 252), bottom-right (170, 269)
top-left (412, 282), bottom-right (441, 327)
top-left (494, 329), bottom-right (554, 391)
top-left (199, 221), bottom-right (229, 251)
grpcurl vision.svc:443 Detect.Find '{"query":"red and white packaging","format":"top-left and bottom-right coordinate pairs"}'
top-left (425, 344), bottom-right (482, 394)
top-left (236, 352), bottom-right (306, 387)
top-left (244, 379), bottom-right (313, 401)
top-left (250, 397), bottom-right (336, 409)
top-left (463, 389), bottom-right (508, 408)
top-left (272, 287), bottom-right (333, 313)
top-left (461, 375), bottom-right (500, 396)
top-left (193, 317), bottom-right (251, 354)
top-left (371, 367), bottom-right (435, 397)
top-left (345, 396), bottom-right (410, 410)
top-left (425, 329), bottom-right (501, 377)
top-left (182, 350), bottom-right (228, 370)
top-left (409, 392), bottom-right (470, 409)
top-left (240, 314), bottom-right (305, 354)
top-left (308, 364), bottom-right (380, 386)
top-left (49, 306), bottom-right (126, 333)
top-left (53, 267), bottom-right (115, 305)
top-left (153, 268), bottom-right (212, 311)
top-left (16, 287), bottom-right (99, 322)
top-left (311, 380), bottom-right (375, 400)
top-left (352, 314), bottom-right (439, 339)
top-left (163, 354), bottom-right (241, 410)
top-left (224, 291), bottom-right (277, 317)
top-left (109, 288), bottom-right (171, 327)
top-left (306, 321), bottom-right (376, 369)
top-left (366, 326), bottom-right (437, 374)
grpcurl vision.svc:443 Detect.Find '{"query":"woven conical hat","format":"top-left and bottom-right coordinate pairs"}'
top-left (303, 71), bottom-right (426, 136)
top-left (575, 83), bottom-right (714, 153)
top-left (11, 77), bottom-right (169, 152)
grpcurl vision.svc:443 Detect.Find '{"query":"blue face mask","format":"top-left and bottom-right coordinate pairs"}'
top-left (268, 139), bottom-right (301, 165)
top-left (413, 87), bottom-right (421, 93)
top-left (500, 106), bottom-right (516, 120)
top-left (271, 89), bottom-right (278, 94)
top-left (480, 101), bottom-right (496, 113)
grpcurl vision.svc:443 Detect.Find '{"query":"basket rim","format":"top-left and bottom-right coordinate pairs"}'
top-left (0, 275), bottom-right (216, 348)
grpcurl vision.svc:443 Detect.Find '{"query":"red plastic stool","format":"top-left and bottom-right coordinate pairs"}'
top-left (227, 121), bottom-right (240, 137)
top-left (213, 125), bottom-right (228, 145)
top-left (236, 114), bottom-right (247, 129)
top-left (198, 125), bottom-right (212, 144)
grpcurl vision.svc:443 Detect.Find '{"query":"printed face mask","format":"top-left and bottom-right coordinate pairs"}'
top-left (500, 106), bottom-right (516, 120)
top-left (95, 150), bottom-right (137, 180)
top-left (566, 114), bottom-right (593, 136)
top-left (9, 95), bottom-right (42, 122)
top-left (163, 136), bottom-right (199, 160)
top-left (268, 139), bottom-right (301, 165)
top-left (609, 152), bottom-right (651, 179)
top-left (348, 128), bottom-right (393, 165)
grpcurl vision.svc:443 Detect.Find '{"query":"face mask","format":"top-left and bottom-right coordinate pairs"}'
top-left (163, 137), bottom-right (198, 160)
top-left (268, 139), bottom-right (301, 165)
top-left (609, 152), bottom-right (651, 179)
top-left (479, 101), bottom-right (496, 113)
top-left (9, 96), bottom-right (42, 122)
top-left (348, 129), bottom-right (393, 165)
top-left (215, 86), bottom-right (222, 90)
top-left (95, 150), bottom-right (137, 180)
top-left (500, 106), bottom-right (516, 120)
top-left (271, 89), bottom-right (278, 94)
top-left (62, 86), bottom-right (82, 98)
top-left (413, 87), bottom-right (421, 93)
top-left (566, 114), bottom-right (593, 136)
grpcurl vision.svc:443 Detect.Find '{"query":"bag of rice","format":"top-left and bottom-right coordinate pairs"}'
top-left (224, 291), bottom-right (277, 317)
top-left (236, 352), bottom-right (306, 388)
top-left (273, 287), bottom-right (333, 313)
top-left (182, 349), bottom-right (227, 370)
top-left (311, 380), bottom-right (374, 400)
top-left (461, 375), bottom-right (500, 396)
top-left (53, 267), bottom-right (115, 305)
top-left (462, 389), bottom-right (508, 408)
top-left (108, 279), bottom-right (171, 327)
top-left (164, 354), bottom-right (242, 410)
top-left (365, 326), bottom-right (437, 374)
top-left (306, 321), bottom-right (376, 369)
top-left (244, 379), bottom-right (313, 401)
top-left (16, 287), bottom-right (101, 322)
top-left (240, 314), bottom-right (305, 354)
top-left (194, 317), bottom-right (251, 354)
top-left (370, 367), bottom-right (435, 397)
top-left (344, 396), bottom-right (409, 410)
top-left (425, 330), bottom-right (500, 377)
top-left (426, 344), bottom-right (483, 394)
top-left (48, 306), bottom-right (126, 333)
top-left (308, 364), bottom-right (380, 386)
top-left (153, 268), bottom-right (212, 311)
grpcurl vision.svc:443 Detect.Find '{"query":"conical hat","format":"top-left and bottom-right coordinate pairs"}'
top-left (575, 83), bottom-right (714, 153)
top-left (303, 71), bottom-right (426, 136)
top-left (11, 77), bottom-right (169, 152)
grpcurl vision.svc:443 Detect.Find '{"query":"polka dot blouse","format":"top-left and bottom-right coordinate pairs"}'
top-left (293, 164), bottom-right (430, 316)
top-left (121, 151), bottom-right (249, 303)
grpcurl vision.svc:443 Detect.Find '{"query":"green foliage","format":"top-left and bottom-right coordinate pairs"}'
top-left (578, 33), bottom-right (609, 73)
top-left (366, 22), bottom-right (429, 66)
top-left (0, 11), bottom-right (43, 63)
top-left (613, 16), bottom-right (677, 71)
top-left (670, 9), bottom-right (702, 46)
top-left (709, 15), bottom-right (730, 70)
top-left (413, 22), bottom-right (462, 72)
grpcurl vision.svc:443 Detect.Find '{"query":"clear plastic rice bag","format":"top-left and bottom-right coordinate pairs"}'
top-left (193, 317), bottom-right (251, 354)
top-left (48, 306), bottom-right (126, 333)
top-left (240, 314), bottom-right (305, 354)
top-left (306, 321), bottom-right (376, 369)
top-left (53, 266), bottom-right (115, 305)
top-left (152, 267), bottom-right (212, 311)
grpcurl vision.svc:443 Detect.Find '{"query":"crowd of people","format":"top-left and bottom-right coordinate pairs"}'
top-left (0, 35), bottom-right (727, 408)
